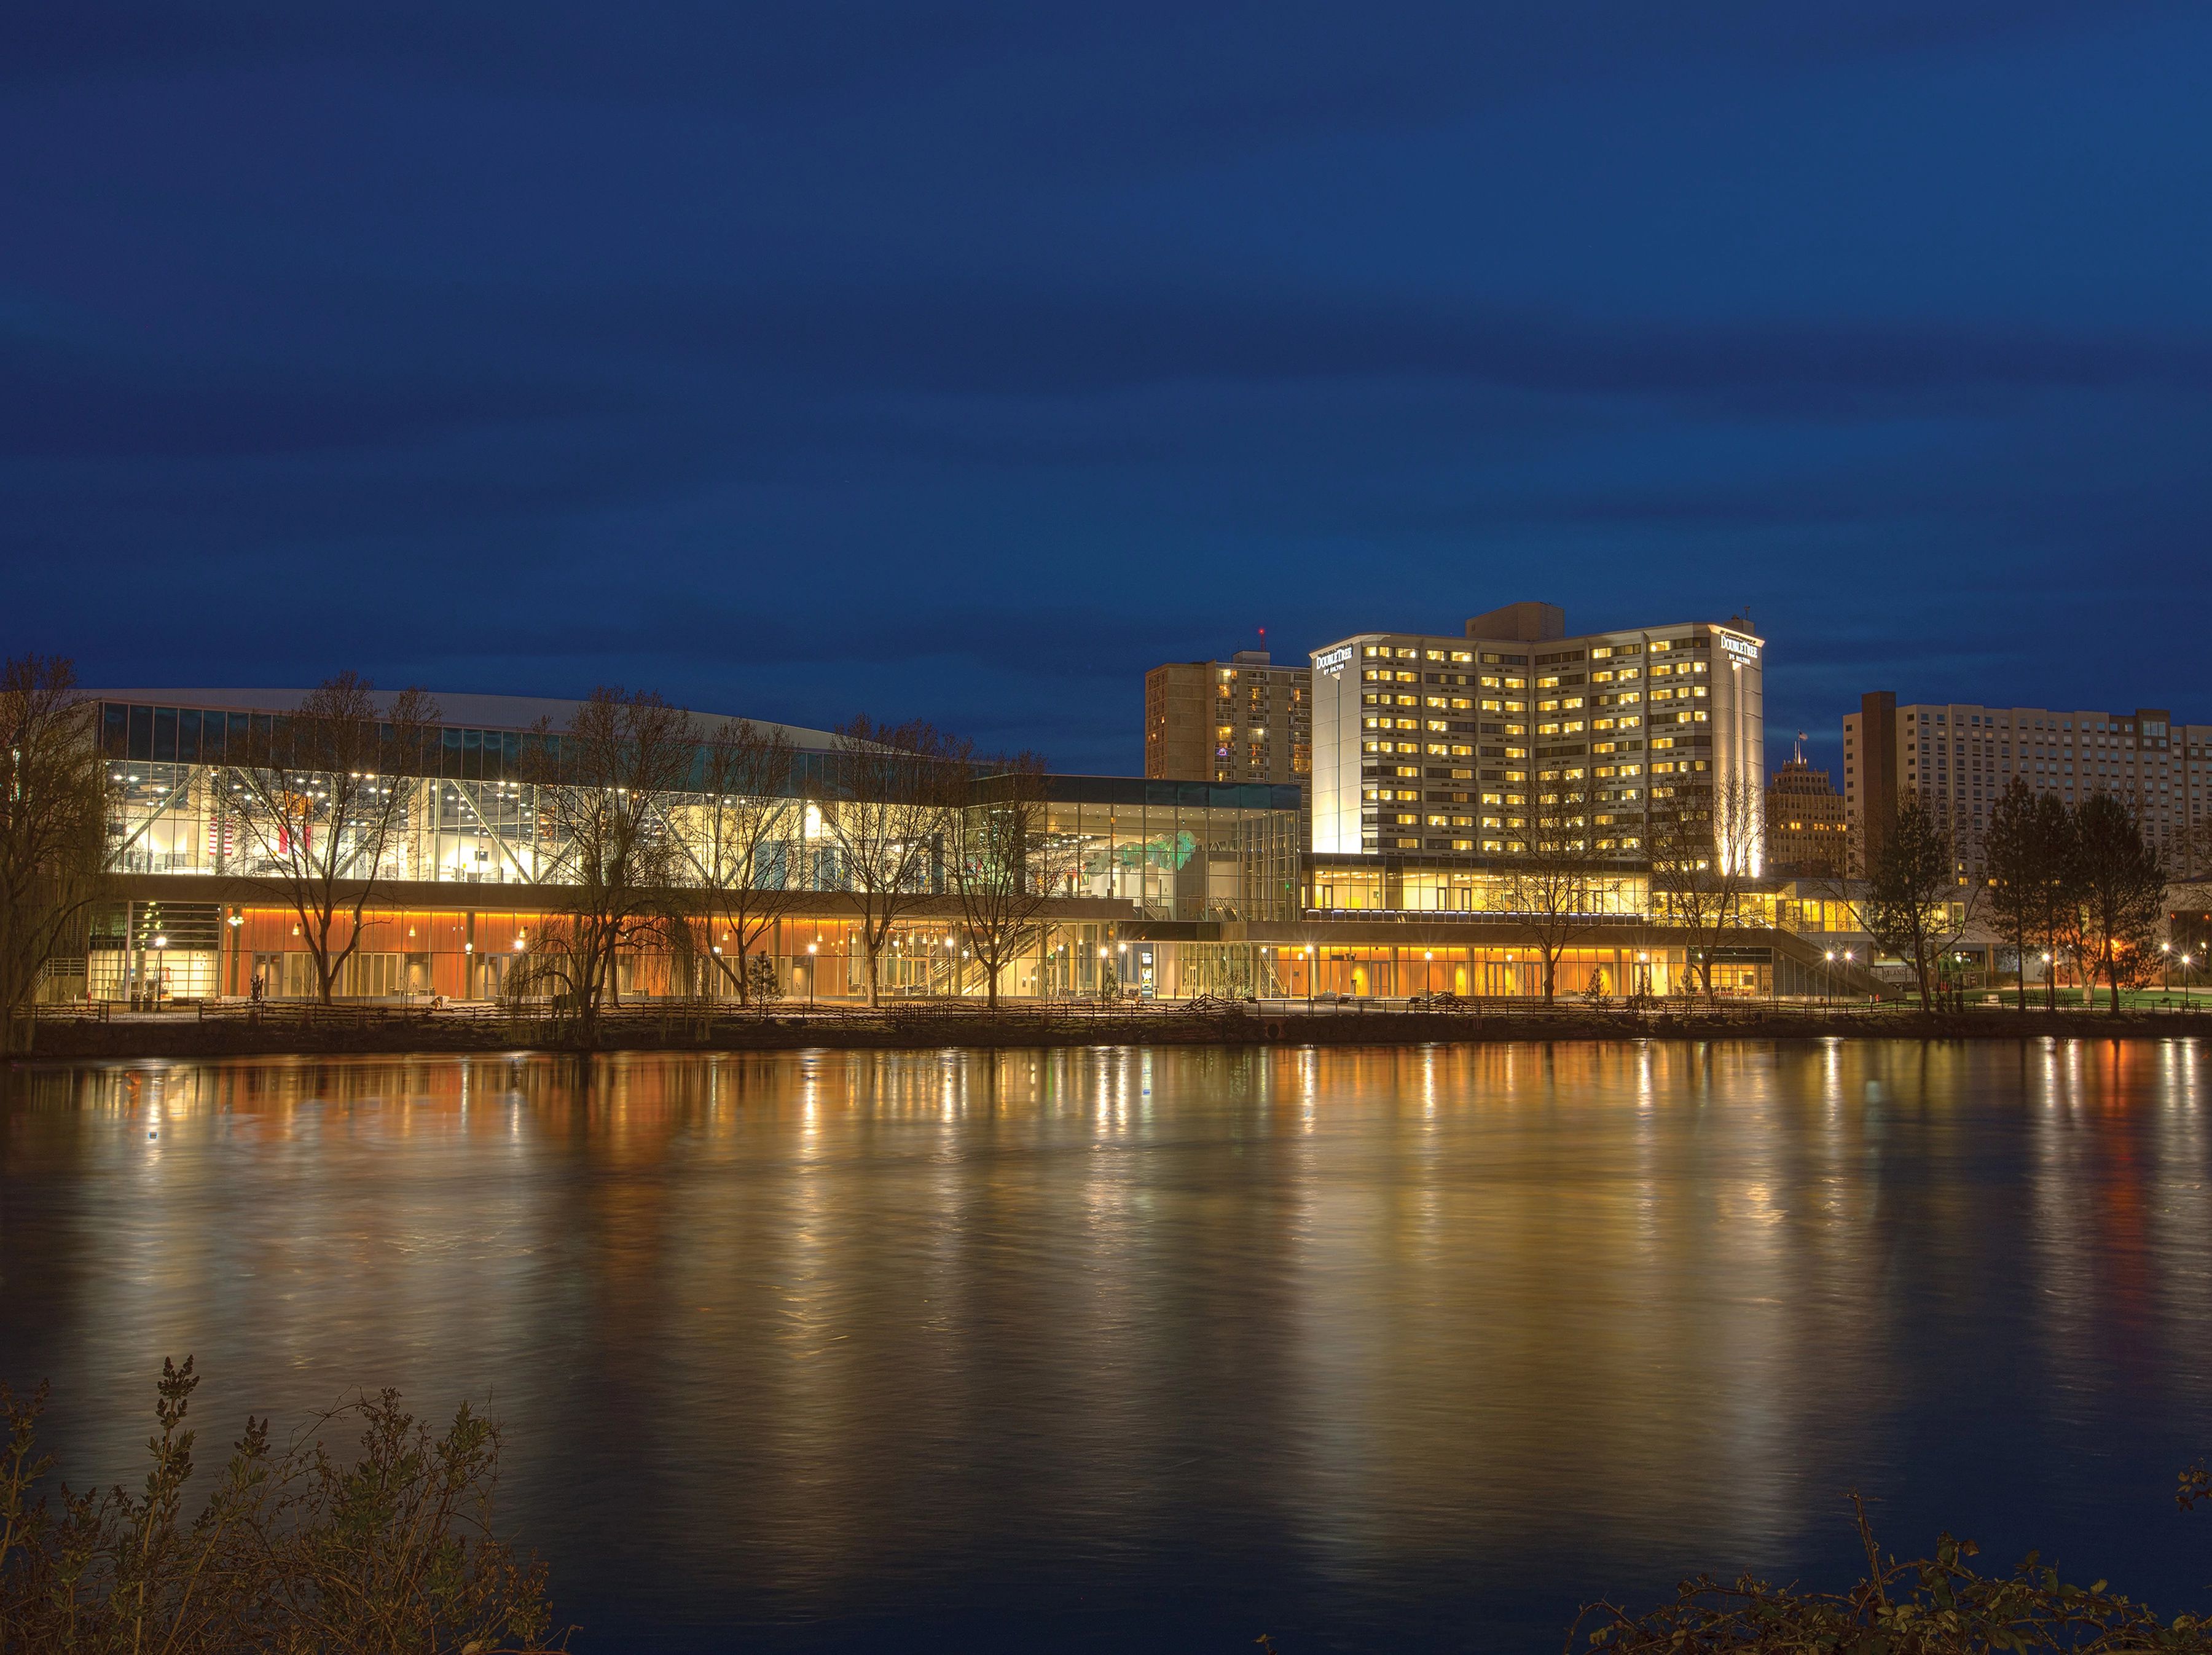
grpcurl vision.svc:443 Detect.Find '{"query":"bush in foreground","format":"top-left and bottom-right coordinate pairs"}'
top-left (1567, 1484), bottom-right (2212, 1654)
top-left (0, 1357), bottom-right (568, 1653)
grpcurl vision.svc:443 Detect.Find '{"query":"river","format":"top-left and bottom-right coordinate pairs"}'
top-left (4, 1040), bottom-right (2210, 1651)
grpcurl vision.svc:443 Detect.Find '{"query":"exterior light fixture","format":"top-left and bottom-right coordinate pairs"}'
top-left (512, 939), bottom-right (524, 952)
top-left (228, 914), bottom-right (243, 928)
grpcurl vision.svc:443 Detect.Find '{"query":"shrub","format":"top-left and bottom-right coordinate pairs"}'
top-left (0, 1356), bottom-right (568, 1654)
top-left (1571, 1490), bottom-right (2212, 1654)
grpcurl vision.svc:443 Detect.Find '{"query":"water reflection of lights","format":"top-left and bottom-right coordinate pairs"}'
top-left (19, 1038), bottom-right (2212, 1640)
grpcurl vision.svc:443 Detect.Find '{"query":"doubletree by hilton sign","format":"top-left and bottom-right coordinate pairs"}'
top-left (1314, 645), bottom-right (1355, 677)
top-left (1719, 634), bottom-right (1760, 662)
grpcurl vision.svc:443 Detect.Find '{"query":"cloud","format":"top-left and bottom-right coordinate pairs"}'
top-left (7, 0), bottom-right (2211, 775)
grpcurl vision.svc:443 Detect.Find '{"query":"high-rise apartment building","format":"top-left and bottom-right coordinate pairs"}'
top-left (1144, 651), bottom-right (1312, 785)
top-left (1766, 742), bottom-right (1847, 876)
top-left (1308, 601), bottom-right (1765, 866)
top-left (1843, 697), bottom-right (2212, 873)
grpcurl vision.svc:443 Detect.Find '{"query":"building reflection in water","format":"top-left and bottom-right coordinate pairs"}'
top-left (3, 1038), bottom-right (2209, 1649)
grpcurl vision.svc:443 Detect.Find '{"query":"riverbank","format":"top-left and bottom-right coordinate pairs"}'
top-left (17, 998), bottom-right (2212, 1059)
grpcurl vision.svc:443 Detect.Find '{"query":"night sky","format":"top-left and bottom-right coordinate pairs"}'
top-left (8, 4), bottom-right (2209, 773)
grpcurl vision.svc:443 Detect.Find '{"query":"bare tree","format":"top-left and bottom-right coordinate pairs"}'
top-left (682, 719), bottom-right (802, 1005)
top-left (517, 689), bottom-right (699, 1043)
top-left (1504, 765), bottom-right (1598, 1003)
top-left (0, 655), bottom-right (109, 1054)
top-left (2073, 793), bottom-right (2167, 1014)
top-left (2173, 818), bottom-right (2212, 883)
top-left (1645, 772), bottom-right (1761, 1000)
top-left (228, 675), bottom-right (439, 1003)
top-left (1861, 802), bottom-right (1975, 1011)
top-left (810, 717), bottom-right (965, 1006)
top-left (1984, 781), bottom-right (2080, 1011)
top-left (950, 753), bottom-right (1064, 1009)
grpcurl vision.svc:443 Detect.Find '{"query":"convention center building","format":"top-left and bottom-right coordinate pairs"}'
top-left (74, 683), bottom-right (1848, 1007)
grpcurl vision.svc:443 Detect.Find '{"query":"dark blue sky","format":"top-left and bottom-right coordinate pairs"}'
top-left (8, 3), bottom-right (2208, 772)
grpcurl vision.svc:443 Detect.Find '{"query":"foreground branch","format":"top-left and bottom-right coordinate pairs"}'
top-left (0, 1359), bottom-right (569, 1654)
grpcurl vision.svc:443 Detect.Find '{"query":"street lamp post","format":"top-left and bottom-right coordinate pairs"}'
top-left (2162, 941), bottom-right (2173, 997)
top-left (807, 941), bottom-right (818, 1009)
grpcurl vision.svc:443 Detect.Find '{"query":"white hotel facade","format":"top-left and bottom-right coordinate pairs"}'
top-left (1308, 601), bottom-right (1765, 870)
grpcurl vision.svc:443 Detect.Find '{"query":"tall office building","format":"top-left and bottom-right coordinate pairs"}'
top-left (1843, 698), bottom-right (2212, 873)
top-left (1145, 651), bottom-right (1312, 785)
top-left (1308, 601), bottom-right (1765, 866)
top-left (1766, 741), bottom-right (1848, 876)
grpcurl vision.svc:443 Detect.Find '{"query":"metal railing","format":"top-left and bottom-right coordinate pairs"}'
top-left (33, 991), bottom-right (2212, 1039)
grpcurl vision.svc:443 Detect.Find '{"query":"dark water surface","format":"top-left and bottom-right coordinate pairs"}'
top-left (5, 1041), bottom-right (2211, 1652)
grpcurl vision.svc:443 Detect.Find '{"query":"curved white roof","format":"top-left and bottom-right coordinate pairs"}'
top-left (85, 689), bottom-right (843, 753)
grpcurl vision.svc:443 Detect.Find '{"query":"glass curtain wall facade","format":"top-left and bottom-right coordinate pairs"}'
top-left (84, 700), bottom-right (1303, 1003)
top-left (100, 702), bottom-right (1300, 919)
top-left (1017, 777), bottom-right (1302, 921)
